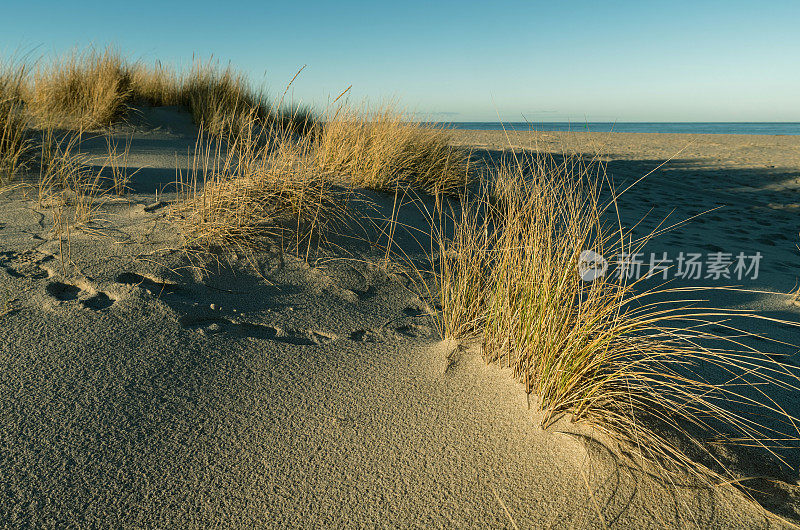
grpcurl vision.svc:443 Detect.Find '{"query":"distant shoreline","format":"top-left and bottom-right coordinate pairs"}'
top-left (434, 122), bottom-right (800, 136)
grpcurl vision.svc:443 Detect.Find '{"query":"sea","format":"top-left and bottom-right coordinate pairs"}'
top-left (437, 122), bottom-right (800, 136)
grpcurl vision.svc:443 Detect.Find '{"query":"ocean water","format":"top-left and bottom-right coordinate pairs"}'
top-left (439, 122), bottom-right (800, 136)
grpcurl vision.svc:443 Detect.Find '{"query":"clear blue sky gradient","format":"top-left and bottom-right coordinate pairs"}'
top-left (2, 0), bottom-right (798, 121)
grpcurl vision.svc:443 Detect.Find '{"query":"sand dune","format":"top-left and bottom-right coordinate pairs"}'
top-left (1, 110), bottom-right (799, 527)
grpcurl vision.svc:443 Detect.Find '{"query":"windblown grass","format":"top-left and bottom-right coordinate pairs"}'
top-left (172, 102), bottom-right (473, 257)
top-left (316, 105), bottom-right (471, 195)
top-left (100, 134), bottom-right (134, 196)
top-left (16, 48), bottom-right (315, 139)
top-left (28, 47), bottom-right (132, 128)
top-left (181, 61), bottom-right (316, 139)
top-left (429, 150), bottom-right (800, 487)
top-left (182, 61), bottom-right (270, 139)
top-left (129, 60), bottom-right (183, 107)
top-left (0, 61), bottom-right (31, 181)
top-left (173, 112), bottom-right (354, 256)
top-left (7, 48), bottom-right (468, 197)
top-left (36, 129), bottom-right (108, 225)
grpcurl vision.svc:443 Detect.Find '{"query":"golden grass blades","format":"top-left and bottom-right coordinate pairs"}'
top-left (182, 59), bottom-right (275, 141)
top-left (101, 133), bottom-right (135, 196)
top-left (0, 60), bottom-right (32, 182)
top-left (36, 129), bottom-right (111, 226)
top-left (28, 47), bottom-right (132, 129)
top-left (129, 60), bottom-right (183, 107)
top-left (315, 104), bottom-right (472, 195)
top-left (428, 147), bottom-right (800, 490)
top-left (172, 111), bottom-right (355, 258)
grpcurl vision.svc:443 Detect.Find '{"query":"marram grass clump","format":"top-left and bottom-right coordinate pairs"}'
top-left (172, 104), bottom-right (476, 256)
top-left (28, 47), bottom-right (132, 128)
top-left (173, 113), bottom-right (355, 256)
top-left (316, 106), bottom-right (471, 195)
top-left (12, 47), bottom-right (315, 137)
top-left (4, 48), bottom-right (472, 198)
top-left (0, 61), bottom-right (32, 181)
top-left (182, 61), bottom-right (270, 139)
top-left (429, 150), bottom-right (800, 486)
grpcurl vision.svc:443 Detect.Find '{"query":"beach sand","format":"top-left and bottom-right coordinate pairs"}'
top-left (1, 111), bottom-right (799, 527)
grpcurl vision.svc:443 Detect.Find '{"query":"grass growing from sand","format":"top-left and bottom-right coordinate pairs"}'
top-left (172, 112), bottom-right (356, 257)
top-left (3, 48), bottom-right (468, 200)
top-left (171, 105), bottom-right (471, 259)
top-left (0, 61), bottom-right (31, 182)
top-left (427, 150), bottom-right (800, 487)
top-left (3, 45), bottom-right (800, 524)
top-left (28, 48), bottom-right (132, 129)
top-left (13, 47), bottom-right (308, 136)
top-left (316, 105), bottom-right (471, 195)
top-left (1, 47), bottom-right (470, 264)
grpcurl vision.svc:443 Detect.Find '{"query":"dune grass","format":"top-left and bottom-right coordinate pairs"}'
top-left (2, 48), bottom-right (474, 268)
top-left (173, 112), bottom-right (355, 257)
top-left (16, 47), bottom-right (311, 137)
top-left (427, 150), bottom-right (800, 486)
top-left (0, 61), bottom-right (31, 182)
top-left (181, 61), bottom-right (271, 139)
top-left (36, 129), bottom-right (111, 225)
top-left (128, 60), bottom-right (183, 107)
top-left (27, 48), bottom-right (132, 129)
top-left (316, 105), bottom-right (471, 195)
top-left (171, 106), bottom-right (475, 259)
top-left (171, 100), bottom-right (476, 256)
top-left (5, 48), bottom-right (470, 198)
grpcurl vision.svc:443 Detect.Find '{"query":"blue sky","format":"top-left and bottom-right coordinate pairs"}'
top-left (2, 0), bottom-right (798, 121)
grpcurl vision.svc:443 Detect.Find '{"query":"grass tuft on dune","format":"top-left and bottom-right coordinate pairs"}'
top-left (3, 48), bottom-right (472, 201)
top-left (428, 149), bottom-right (800, 486)
top-left (182, 61), bottom-right (271, 139)
top-left (173, 112), bottom-right (355, 256)
top-left (316, 105), bottom-right (471, 195)
top-left (28, 47), bottom-right (132, 129)
top-left (0, 60), bottom-right (32, 182)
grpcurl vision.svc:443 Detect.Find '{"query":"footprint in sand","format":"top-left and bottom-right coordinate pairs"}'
top-left (178, 313), bottom-right (337, 345)
top-left (46, 282), bottom-right (80, 301)
top-left (116, 272), bottom-right (181, 295)
top-left (402, 306), bottom-right (426, 317)
top-left (82, 292), bottom-right (114, 310)
top-left (349, 329), bottom-right (383, 343)
top-left (45, 280), bottom-right (116, 310)
top-left (0, 251), bottom-right (53, 280)
top-left (394, 323), bottom-right (434, 338)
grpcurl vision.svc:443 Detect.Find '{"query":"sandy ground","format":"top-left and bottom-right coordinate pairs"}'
top-left (1, 111), bottom-right (799, 527)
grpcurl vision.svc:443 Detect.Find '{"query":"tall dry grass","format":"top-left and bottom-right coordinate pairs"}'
top-left (28, 47), bottom-right (132, 128)
top-left (129, 60), bottom-right (183, 107)
top-left (18, 48), bottom-right (313, 139)
top-left (316, 106), bottom-right (471, 195)
top-left (0, 61), bottom-right (31, 181)
top-left (181, 61), bottom-right (317, 139)
top-left (172, 101), bottom-right (475, 256)
top-left (173, 112), bottom-right (354, 256)
top-left (36, 129), bottom-right (109, 225)
top-left (182, 61), bottom-right (270, 139)
top-left (429, 150), bottom-right (800, 484)
top-left (6, 48), bottom-right (468, 198)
